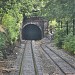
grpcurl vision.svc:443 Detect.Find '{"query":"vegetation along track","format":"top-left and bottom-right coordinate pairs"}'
top-left (41, 43), bottom-right (75, 75)
top-left (18, 40), bottom-right (40, 75)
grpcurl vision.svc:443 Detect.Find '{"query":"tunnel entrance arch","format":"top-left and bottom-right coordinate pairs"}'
top-left (22, 24), bottom-right (42, 40)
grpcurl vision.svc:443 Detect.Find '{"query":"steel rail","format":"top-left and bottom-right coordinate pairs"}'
top-left (19, 40), bottom-right (27, 75)
top-left (31, 40), bottom-right (39, 75)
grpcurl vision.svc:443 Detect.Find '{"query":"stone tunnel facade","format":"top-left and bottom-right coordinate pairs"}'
top-left (21, 16), bottom-right (48, 40)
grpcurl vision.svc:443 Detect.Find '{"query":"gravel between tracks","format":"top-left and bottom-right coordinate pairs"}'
top-left (35, 40), bottom-right (56, 75)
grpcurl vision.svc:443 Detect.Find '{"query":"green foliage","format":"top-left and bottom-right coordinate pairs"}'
top-left (0, 32), bottom-right (6, 59)
top-left (0, 32), bottom-right (6, 49)
top-left (2, 14), bottom-right (16, 28)
top-left (41, 0), bottom-right (75, 20)
top-left (0, 51), bottom-right (3, 60)
top-left (54, 27), bottom-right (75, 54)
top-left (54, 28), bottom-right (66, 48)
top-left (2, 14), bottom-right (18, 43)
top-left (63, 33), bottom-right (75, 54)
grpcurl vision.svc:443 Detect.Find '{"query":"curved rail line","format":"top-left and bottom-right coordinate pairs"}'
top-left (41, 44), bottom-right (75, 75)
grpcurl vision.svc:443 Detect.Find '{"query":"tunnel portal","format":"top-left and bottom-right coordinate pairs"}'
top-left (22, 24), bottom-right (42, 40)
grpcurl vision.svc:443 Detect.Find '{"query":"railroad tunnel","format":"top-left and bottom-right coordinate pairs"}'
top-left (22, 24), bottom-right (42, 40)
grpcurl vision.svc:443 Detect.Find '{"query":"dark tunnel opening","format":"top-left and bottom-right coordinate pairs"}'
top-left (22, 24), bottom-right (42, 40)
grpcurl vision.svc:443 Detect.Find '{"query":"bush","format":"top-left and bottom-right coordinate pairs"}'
top-left (0, 32), bottom-right (6, 49)
top-left (2, 14), bottom-right (18, 43)
top-left (0, 32), bottom-right (7, 59)
top-left (0, 51), bottom-right (3, 60)
top-left (2, 13), bottom-right (22, 44)
top-left (54, 28), bottom-right (66, 48)
top-left (63, 33), bottom-right (75, 54)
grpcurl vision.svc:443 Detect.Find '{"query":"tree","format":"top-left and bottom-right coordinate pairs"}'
top-left (41, 0), bottom-right (75, 20)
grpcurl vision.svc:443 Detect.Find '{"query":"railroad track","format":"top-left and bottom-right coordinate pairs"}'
top-left (19, 40), bottom-right (43, 75)
top-left (19, 40), bottom-right (27, 75)
top-left (31, 40), bottom-right (39, 75)
top-left (41, 43), bottom-right (75, 75)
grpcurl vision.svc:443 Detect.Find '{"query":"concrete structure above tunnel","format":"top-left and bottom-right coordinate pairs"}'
top-left (22, 24), bottom-right (42, 40)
